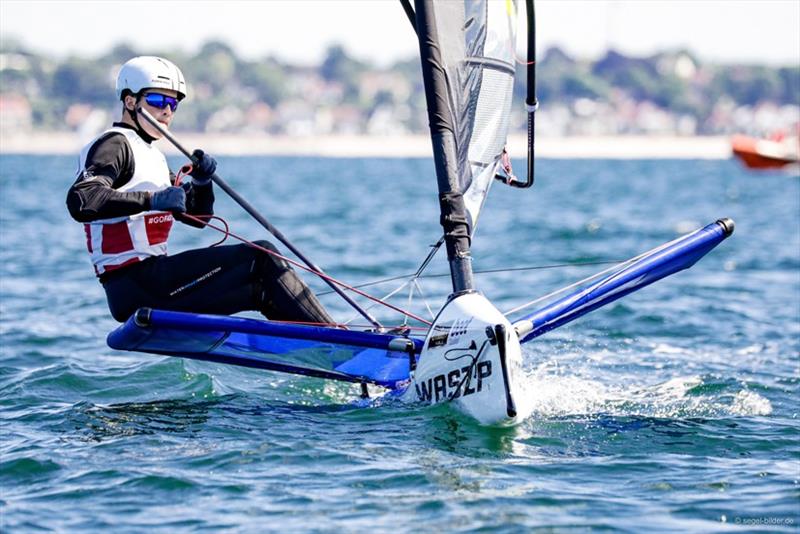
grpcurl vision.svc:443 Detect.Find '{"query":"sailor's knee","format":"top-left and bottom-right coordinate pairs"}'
top-left (252, 240), bottom-right (278, 253)
top-left (251, 240), bottom-right (290, 273)
top-left (108, 301), bottom-right (132, 323)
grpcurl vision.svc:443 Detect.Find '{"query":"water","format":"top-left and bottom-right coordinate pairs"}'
top-left (1, 154), bottom-right (798, 532)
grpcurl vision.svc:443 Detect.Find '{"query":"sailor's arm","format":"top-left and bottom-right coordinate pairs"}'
top-left (177, 180), bottom-right (215, 228)
top-left (176, 150), bottom-right (216, 228)
top-left (66, 134), bottom-right (151, 222)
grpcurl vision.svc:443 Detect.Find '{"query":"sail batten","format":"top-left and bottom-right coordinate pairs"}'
top-left (463, 57), bottom-right (516, 74)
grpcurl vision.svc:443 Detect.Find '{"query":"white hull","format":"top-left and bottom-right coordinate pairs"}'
top-left (400, 292), bottom-right (524, 426)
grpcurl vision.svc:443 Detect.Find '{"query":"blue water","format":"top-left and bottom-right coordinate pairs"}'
top-left (1, 154), bottom-right (798, 532)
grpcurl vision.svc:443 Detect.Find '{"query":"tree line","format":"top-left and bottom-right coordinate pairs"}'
top-left (1, 38), bottom-right (797, 134)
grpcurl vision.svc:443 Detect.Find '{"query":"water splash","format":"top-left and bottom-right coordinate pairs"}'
top-left (516, 365), bottom-right (772, 420)
top-left (730, 389), bottom-right (773, 416)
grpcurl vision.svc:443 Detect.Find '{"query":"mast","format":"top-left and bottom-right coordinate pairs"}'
top-left (414, 0), bottom-right (474, 293)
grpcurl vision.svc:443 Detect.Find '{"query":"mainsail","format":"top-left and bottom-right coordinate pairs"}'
top-left (415, 0), bottom-right (518, 292)
top-left (421, 0), bottom-right (518, 232)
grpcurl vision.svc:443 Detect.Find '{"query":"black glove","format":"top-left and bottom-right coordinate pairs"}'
top-left (150, 186), bottom-right (186, 212)
top-left (189, 149), bottom-right (217, 185)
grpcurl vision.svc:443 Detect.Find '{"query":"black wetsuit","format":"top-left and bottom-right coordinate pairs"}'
top-left (67, 123), bottom-right (333, 324)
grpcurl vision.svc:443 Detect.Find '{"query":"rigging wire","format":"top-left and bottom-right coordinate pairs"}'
top-left (177, 211), bottom-right (433, 326)
top-left (176, 164), bottom-right (435, 327)
top-left (342, 237), bottom-right (444, 326)
top-left (341, 278), bottom-right (413, 327)
top-left (412, 278), bottom-right (437, 321)
top-left (315, 258), bottom-right (625, 296)
top-left (503, 227), bottom-right (706, 317)
top-left (177, 152), bottom-right (431, 326)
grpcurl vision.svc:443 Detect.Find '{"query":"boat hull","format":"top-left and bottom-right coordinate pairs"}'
top-left (400, 292), bottom-right (524, 426)
top-left (731, 134), bottom-right (799, 170)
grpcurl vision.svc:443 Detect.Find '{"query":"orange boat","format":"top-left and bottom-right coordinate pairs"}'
top-left (731, 134), bottom-right (799, 170)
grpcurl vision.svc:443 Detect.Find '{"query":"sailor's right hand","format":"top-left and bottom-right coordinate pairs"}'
top-left (150, 186), bottom-right (187, 213)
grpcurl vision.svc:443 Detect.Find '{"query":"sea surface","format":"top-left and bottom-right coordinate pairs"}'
top-left (1, 154), bottom-right (798, 532)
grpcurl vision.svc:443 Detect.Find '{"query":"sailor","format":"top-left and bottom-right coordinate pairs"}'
top-left (66, 56), bottom-right (333, 325)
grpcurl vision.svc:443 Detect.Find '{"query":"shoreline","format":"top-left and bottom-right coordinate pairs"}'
top-left (0, 132), bottom-right (732, 159)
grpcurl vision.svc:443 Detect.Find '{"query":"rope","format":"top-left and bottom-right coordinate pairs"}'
top-left (174, 165), bottom-right (431, 326)
top-left (341, 278), bottom-right (412, 327)
top-left (316, 259), bottom-right (625, 296)
top-left (503, 227), bottom-right (706, 316)
top-left (176, 210), bottom-right (432, 326)
top-left (174, 165), bottom-right (230, 247)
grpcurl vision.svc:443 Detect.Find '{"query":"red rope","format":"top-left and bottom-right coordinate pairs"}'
top-left (180, 212), bottom-right (432, 326)
top-left (173, 166), bottom-right (432, 326)
top-left (174, 164), bottom-right (191, 186)
top-left (175, 165), bottom-right (229, 247)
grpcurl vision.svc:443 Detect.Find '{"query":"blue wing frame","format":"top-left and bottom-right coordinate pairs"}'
top-left (512, 219), bottom-right (734, 342)
top-left (108, 309), bottom-right (424, 388)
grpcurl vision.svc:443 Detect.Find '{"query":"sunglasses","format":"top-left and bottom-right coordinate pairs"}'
top-left (143, 93), bottom-right (179, 112)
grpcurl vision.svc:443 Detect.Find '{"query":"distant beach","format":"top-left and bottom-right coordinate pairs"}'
top-left (0, 132), bottom-right (731, 159)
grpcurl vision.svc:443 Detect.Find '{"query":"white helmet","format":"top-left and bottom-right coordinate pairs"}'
top-left (115, 56), bottom-right (187, 101)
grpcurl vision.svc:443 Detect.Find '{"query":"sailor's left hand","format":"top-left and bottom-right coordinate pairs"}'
top-left (189, 149), bottom-right (217, 185)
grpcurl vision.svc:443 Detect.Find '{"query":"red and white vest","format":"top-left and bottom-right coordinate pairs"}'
top-left (78, 127), bottom-right (175, 276)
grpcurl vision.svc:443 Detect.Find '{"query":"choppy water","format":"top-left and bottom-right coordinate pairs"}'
top-left (1, 154), bottom-right (798, 532)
